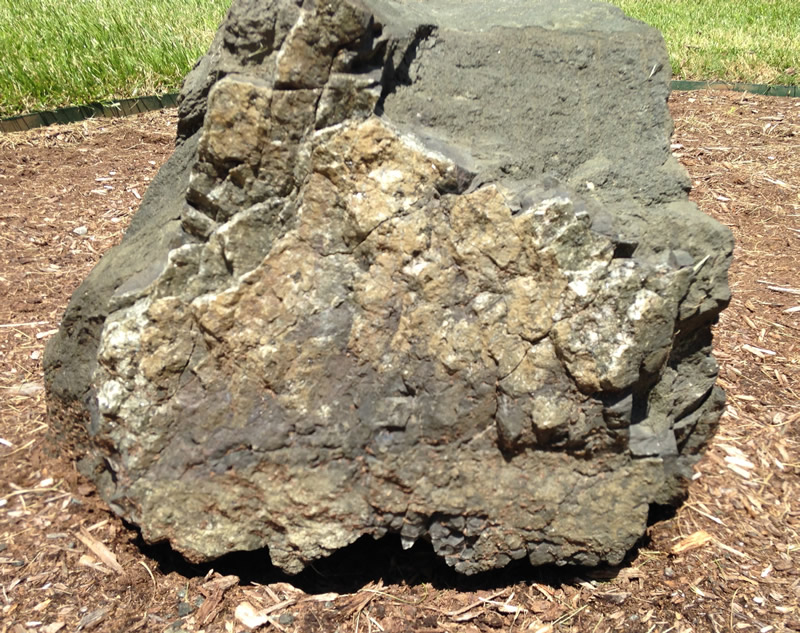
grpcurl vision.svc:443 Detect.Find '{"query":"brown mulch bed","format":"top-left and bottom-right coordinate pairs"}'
top-left (1, 91), bottom-right (798, 633)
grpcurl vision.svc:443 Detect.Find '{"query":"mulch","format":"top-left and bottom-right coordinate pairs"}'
top-left (0, 91), bottom-right (798, 633)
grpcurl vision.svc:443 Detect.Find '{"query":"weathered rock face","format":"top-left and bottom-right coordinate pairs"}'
top-left (45, 0), bottom-right (733, 575)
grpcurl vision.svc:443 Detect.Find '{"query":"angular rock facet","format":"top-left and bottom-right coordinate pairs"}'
top-left (45, 0), bottom-right (733, 574)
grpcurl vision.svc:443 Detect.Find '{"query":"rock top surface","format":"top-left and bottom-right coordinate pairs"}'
top-left (45, 0), bottom-right (733, 574)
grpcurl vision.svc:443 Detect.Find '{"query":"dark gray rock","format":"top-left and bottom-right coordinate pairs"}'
top-left (45, 0), bottom-right (733, 575)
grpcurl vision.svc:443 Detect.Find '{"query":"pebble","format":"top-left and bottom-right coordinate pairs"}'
top-left (72, 226), bottom-right (88, 236)
top-left (278, 613), bottom-right (295, 626)
top-left (177, 602), bottom-right (193, 617)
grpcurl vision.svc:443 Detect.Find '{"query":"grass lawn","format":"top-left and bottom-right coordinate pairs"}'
top-left (0, 0), bottom-right (798, 118)
top-left (0, 0), bottom-right (230, 118)
top-left (605, 0), bottom-right (799, 86)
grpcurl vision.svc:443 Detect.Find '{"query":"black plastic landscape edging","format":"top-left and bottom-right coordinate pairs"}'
top-left (670, 80), bottom-right (800, 97)
top-left (0, 93), bottom-right (179, 134)
top-left (2, 81), bottom-right (799, 134)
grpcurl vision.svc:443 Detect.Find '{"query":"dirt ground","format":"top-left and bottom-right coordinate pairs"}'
top-left (0, 91), bottom-right (798, 633)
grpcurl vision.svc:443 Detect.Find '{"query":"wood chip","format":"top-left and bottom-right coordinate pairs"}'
top-left (4, 382), bottom-right (44, 397)
top-left (196, 574), bottom-right (240, 626)
top-left (686, 504), bottom-right (727, 526)
top-left (263, 582), bottom-right (307, 601)
top-left (765, 285), bottom-right (800, 295)
top-left (304, 592), bottom-right (340, 603)
top-left (76, 607), bottom-right (109, 631)
top-left (201, 573), bottom-right (240, 594)
top-left (75, 527), bottom-right (123, 574)
top-left (445, 590), bottom-right (506, 617)
top-left (594, 591), bottom-right (629, 605)
top-left (234, 602), bottom-right (270, 629)
top-left (742, 344), bottom-right (776, 358)
top-left (343, 590), bottom-right (376, 618)
top-left (78, 553), bottom-right (111, 574)
top-left (33, 599), bottom-right (52, 612)
top-left (672, 530), bottom-right (714, 554)
top-left (0, 320), bottom-right (50, 328)
top-left (714, 540), bottom-right (748, 559)
top-left (259, 598), bottom-right (297, 615)
top-left (480, 593), bottom-right (527, 614)
top-left (725, 455), bottom-right (755, 470)
top-left (726, 463), bottom-right (753, 479)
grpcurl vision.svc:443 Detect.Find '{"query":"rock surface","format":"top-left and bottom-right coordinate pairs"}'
top-left (45, 0), bottom-right (733, 574)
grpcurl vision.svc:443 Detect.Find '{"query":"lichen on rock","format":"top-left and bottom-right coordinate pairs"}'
top-left (45, 0), bottom-right (733, 575)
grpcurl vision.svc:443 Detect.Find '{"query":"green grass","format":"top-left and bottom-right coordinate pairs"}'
top-left (604, 0), bottom-right (800, 86)
top-left (0, 0), bottom-right (230, 118)
top-left (1, 0), bottom-right (798, 118)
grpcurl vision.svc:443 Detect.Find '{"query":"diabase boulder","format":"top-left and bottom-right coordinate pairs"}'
top-left (45, 0), bottom-right (733, 574)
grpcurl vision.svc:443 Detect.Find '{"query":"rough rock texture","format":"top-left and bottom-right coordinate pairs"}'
top-left (44, 0), bottom-right (733, 575)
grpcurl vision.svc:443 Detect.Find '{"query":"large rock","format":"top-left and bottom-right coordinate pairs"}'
top-left (44, 0), bottom-right (733, 574)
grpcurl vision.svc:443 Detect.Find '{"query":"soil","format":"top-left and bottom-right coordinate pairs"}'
top-left (1, 91), bottom-right (798, 633)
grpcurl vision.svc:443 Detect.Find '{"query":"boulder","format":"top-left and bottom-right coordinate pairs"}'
top-left (44, 0), bottom-right (733, 574)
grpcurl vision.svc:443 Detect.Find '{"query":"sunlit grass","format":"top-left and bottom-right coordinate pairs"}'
top-left (1, 0), bottom-right (797, 118)
top-left (604, 0), bottom-right (799, 86)
top-left (0, 0), bottom-right (230, 117)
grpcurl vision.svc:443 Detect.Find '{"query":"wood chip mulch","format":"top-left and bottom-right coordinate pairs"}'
top-left (0, 91), bottom-right (798, 633)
